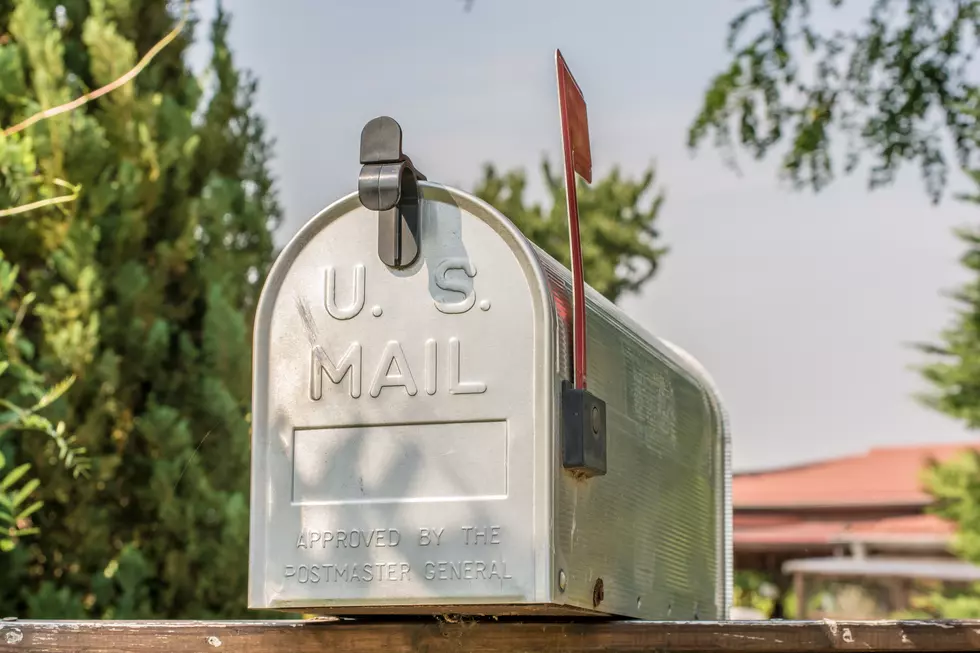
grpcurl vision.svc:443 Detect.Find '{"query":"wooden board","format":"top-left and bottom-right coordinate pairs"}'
top-left (2, 619), bottom-right (980, 652)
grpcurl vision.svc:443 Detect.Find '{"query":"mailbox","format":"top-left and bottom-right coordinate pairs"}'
top-left (248, 116), bottom-right (732, 620)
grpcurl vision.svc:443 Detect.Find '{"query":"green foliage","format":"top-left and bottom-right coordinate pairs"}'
top-left (894, 582), bottom-right (980, 619)
top-left (903, 452), bottom-right (980, 617)
top-left (474, 159), bottom-right (667, 302)
top-left (734, 570), bottom-right (777, 615)
top-left (697, 0), bottom-right (980, 618)
top-left (734, 570), bottom-right (797, 618)
top-left (915, 191), bottom-right (980, 616)
top-left (917, 219), bottom-right (980, 427)
top-left (0, 0), bottom-right (280, 618)
top-left (689, 0), bottom-right (980, 203)
top-left (0, 250), bottom-right (87, 553)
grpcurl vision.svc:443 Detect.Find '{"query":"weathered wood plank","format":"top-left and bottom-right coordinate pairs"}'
top-left (2, 619), bottom-right (980, 653)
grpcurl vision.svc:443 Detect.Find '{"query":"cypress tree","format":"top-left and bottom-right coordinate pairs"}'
top-left (0, 0), bottom-right (280, 618)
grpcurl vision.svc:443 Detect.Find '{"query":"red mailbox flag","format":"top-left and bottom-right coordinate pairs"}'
top-left (556, 50), bottom-right (592, 184)
top-left (556, 49), bottom-right (592, 389)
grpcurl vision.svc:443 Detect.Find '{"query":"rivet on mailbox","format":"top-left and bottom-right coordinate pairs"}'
top-left (248, 50), bottom-right (732, 620)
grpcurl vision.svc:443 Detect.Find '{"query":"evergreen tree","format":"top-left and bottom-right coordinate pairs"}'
top-left (0, 248), bottom-right (87, 554)
top-left (0, 0), bottom-right (280, 618)
top-left (915, 202), bottom-right (980, 618)
top-left (474, 159), bottom-right (667, 302)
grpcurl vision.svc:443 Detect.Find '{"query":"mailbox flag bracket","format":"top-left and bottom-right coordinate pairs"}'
top-left (556, 49), bottom-right (607, 478)
top-left (357, 116), bottom-right (427, 269)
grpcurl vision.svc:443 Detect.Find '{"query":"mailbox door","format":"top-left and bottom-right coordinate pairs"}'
top-left (250, 185), bottom-right (554, 612)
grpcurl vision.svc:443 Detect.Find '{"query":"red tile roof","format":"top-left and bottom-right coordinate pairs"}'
top-left (734, 442), bottom-right (980, 509)
top-left (736, 520), bottom-right (846, 546)
top-left (734, 514), bottom-right (956, 548)
top-left (846, 513), bottom-right (955, 538)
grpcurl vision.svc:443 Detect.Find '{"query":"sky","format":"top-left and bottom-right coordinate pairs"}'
top-left (190, 0), bottom-right (980, 472)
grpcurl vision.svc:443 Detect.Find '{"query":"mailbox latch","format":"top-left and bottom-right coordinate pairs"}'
top-left (561, 380), bottom-right (607, 477)
top-left (358, 116), bottom-right (427, 269)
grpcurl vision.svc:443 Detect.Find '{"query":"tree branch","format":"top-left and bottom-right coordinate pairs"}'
top-left (1, 0), bottom-right (191, 138)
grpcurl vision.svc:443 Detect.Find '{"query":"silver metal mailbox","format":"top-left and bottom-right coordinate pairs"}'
top-left (248, 117), bottom-right (732, 620)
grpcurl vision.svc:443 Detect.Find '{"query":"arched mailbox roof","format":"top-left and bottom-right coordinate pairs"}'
top-left (253, 183), bottom-right (557, 363)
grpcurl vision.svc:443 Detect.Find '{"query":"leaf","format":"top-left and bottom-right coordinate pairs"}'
top-left (30, 374), bottom-right (75, 412)
top-left (15, 499), bottom-right (43, 521)
top-left (11, 478), bottom-right (40, 506)
top-left (0, 462), bottom-right (30, 492)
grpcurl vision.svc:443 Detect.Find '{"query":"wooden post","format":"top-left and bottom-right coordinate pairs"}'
top-left (2, 619), bottom-right (980, 652)
top-left (794, 571), bottom-right (807, 619)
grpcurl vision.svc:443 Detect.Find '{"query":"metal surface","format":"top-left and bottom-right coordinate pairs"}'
top-left (251, 184), bottom-right (550, 613)
top-left (538, 248), bottom-right (730, 620)
top-left (250, 182), bottom-right (729, 619)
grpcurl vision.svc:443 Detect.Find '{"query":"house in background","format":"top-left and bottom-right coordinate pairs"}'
top-left (733, 443), bottom-right (980, 619)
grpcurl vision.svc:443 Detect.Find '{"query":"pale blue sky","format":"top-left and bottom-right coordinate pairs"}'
top-left (194, 0), bottom-right (980, 471)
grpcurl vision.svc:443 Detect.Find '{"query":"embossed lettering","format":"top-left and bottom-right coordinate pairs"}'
top-left (423, 560), bottom-right (512, 580)
top-left (425, 339), bottom-right (437, 395)
top-left (325, 264), bottom-right (365, 320)
top-left (419, 527), bottom-right (444, 546)
top-left (449, 338), bottom-right (486, 395)
top-left (311, 339), bottom-right (485, 399)
top-left (434, 258), bottom-right (477, 314)
top-left (296, 529), bottom-right (401, 549)
top-left (311, 343), bottom-right (361, 399)
top-left (461, 525), bottom-right (501, 545)
top-left (370, 341), bottom-right (418, 397)
top-left (285, 562), bottom-right (410, 582)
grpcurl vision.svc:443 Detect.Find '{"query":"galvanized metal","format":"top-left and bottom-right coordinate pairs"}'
top-left (249, 182), bottom-right (731, 619)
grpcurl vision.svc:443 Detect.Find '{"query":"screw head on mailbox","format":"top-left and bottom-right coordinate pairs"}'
top-left (248, 57), bottom-right (732, 621)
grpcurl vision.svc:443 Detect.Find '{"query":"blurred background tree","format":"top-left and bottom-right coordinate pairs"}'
top-left (688, 0), bottom-right (980, 204)
top-left (475, 159), bottom-right (667, 302)
top-left (0, 0), bottom-right (279, 618)
top-left (692, 0), bottom-right (980, 617)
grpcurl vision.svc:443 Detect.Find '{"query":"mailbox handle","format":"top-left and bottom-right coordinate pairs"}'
top-left (357, 116), bottom-right (427, 269)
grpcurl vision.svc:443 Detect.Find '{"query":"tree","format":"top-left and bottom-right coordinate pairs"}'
top-left (914, 215), bottom-right (980, 618)
top-left (690, 0), bottom-right (980, 617)
top-left (0, 248), bottom-right (87, 553)
top-left (688, 0), bottom-right (980, 204)
top-left (0, 0), bottom-right (280, 618)
top-left (474, 159), bottom-right (667, 303)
